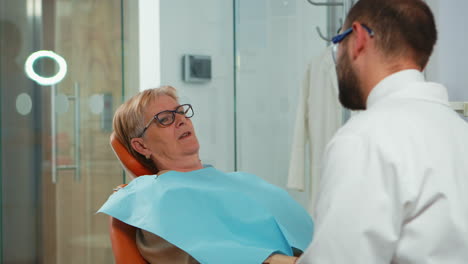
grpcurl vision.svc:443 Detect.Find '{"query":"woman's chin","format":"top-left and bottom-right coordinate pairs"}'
top-left (182, 142), bottom-right (200, 156)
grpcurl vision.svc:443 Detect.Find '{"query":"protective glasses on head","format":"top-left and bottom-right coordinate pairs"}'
top-left (331, 24), bottom-right (374, 64)
top-left (138, 104), bottom-right (194, 137)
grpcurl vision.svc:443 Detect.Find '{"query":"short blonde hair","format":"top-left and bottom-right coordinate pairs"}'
top-left (113, 85), bottom-right (178, 172)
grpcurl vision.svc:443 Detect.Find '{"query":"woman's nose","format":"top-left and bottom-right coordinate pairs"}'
top-left (174, 113), bottom-right (186, 128)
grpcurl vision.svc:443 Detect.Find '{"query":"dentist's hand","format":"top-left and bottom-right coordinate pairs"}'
top-left (263, 254), bottom-right (298, 264)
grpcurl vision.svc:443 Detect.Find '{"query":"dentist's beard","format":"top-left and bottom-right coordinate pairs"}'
top-left (337, 49), bottom-right (366, 110)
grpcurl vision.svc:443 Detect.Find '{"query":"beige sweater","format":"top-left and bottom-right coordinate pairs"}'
top-left (136, 229), bottom-right (299, 264)
top-left (136, 229), bottom-right (199, 264)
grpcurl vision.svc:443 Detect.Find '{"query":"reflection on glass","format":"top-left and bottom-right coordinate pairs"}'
top-left (16, 92), bottom-right (33, 115)
top-left (89, 94), bottom-right (104, 114)
top-left (55, 93), bottom-right (70, 115)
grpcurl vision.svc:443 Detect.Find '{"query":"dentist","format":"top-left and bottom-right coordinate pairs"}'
top-left (298, 0), bottom-right (468, 263)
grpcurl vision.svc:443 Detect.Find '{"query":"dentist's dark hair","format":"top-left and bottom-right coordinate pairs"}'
top-left (344, 0), bottom-right (437, 69)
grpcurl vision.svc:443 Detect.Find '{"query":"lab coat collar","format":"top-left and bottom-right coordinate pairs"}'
top-left (366, 69), bottom-right (449, 109)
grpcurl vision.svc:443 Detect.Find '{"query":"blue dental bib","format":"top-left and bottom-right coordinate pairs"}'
top-left (98, 167), bottom-right (313, 264)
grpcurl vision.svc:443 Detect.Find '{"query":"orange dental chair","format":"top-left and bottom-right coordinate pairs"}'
top-left (108, 132), bottom-right (152, 264)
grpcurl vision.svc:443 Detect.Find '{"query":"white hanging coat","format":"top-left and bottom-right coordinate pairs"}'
top-left (287, 47), bottom-right (343, 213)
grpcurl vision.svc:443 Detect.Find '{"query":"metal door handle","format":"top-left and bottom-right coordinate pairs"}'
top-left (51, 82), bottom-right (81, 183)
top-left (51, 84), bottom-right (57, 183)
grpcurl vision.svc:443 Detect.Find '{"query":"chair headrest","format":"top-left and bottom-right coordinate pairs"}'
top-left (110, 132), bottom-right (153, 178)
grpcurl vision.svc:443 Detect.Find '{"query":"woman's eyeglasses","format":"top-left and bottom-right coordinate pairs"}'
top-left (138, 104), bottom-right (194, 137)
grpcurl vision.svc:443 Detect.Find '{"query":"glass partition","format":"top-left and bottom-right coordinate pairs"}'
top-left (234, 0), bottom-right (330, 207)
top-left (0, 0), bottom-right (127, 262)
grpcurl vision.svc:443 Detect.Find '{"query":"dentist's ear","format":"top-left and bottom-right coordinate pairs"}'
top-left (350, 22), bottom-right (370, 60)
top-left (131, 138), bottom-right (152, 158)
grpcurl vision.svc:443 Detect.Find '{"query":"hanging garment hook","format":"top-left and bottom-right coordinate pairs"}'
top-left (333, 18), bottom-right (344, 34)
top-left (316, 26), bottom-right (332, 42)
top-left (306, 0), bottom-right (343, 6)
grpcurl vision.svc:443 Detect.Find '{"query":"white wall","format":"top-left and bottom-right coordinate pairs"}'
top-left (138, 0), bottom-right (161, 90)
top-left (425, 0), bottom-right (468, 102)
top-left (159, 0), bottom-right (235, 171)
top-left (235, 0), bottom-right (327, 207)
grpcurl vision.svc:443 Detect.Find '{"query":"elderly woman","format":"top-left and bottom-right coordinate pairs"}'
top-left (99, 86), bottom-right (313, 264)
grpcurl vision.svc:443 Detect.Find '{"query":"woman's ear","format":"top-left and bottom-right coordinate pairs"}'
top-left (130, 137), bottom-right (151, 158)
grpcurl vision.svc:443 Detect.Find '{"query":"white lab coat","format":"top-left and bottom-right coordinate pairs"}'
top-left (287, 47), bottom-right (342, 213)
top-left (298, 70), bottom-right (468, 263)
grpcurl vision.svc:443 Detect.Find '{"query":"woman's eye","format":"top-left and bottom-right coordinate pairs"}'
top-left (159, 117), bottom-right (170, 124)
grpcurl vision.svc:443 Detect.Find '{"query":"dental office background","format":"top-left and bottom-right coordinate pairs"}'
top-left (0, 0), bottom-right (466, 263)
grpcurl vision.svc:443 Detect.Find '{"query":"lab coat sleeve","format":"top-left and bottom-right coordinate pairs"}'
top-left (297, 134), bottom-right (402, 263)
top-left (287, 64), bottom-right (311, 191)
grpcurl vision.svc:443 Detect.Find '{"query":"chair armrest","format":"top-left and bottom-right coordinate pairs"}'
top-left (109, 216), bottom-right (148, 264)
top-left (109, 184), bottom-right (148, 264)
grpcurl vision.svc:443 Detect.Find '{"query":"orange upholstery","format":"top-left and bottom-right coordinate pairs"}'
top-left (110, 132), bottom-right (153, 179)
top-left (109, 132), bottom-right (152, 264)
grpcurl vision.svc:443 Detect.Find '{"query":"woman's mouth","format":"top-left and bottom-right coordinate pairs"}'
top-left (179, 131), bottom-right (192, 140)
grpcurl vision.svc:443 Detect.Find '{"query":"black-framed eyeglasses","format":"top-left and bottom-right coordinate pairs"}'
top-left (138, 104), bottom-right (194, 137)
top-left (331, 24), bottom-right (374, 64)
